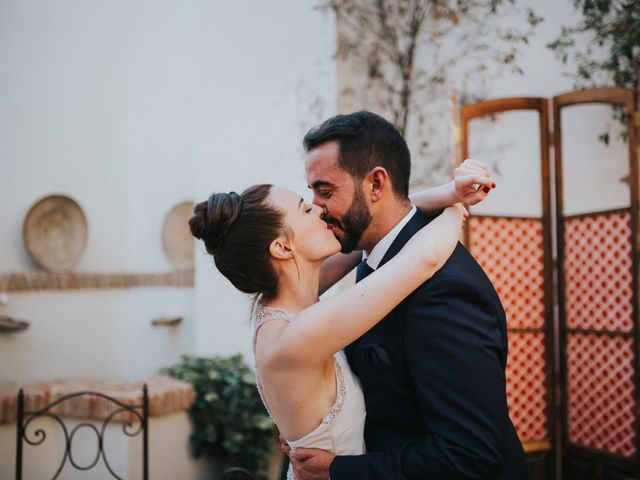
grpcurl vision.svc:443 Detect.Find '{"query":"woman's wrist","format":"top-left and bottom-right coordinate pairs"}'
top-left (447, 180), bottom-right (464, 204)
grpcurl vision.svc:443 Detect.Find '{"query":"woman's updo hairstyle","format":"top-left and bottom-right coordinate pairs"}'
top-left (189, 184), bottom-right (283, 301)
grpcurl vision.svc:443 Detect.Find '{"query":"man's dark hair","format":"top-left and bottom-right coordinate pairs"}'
top-left (303, 111), bottom-right (411, 198)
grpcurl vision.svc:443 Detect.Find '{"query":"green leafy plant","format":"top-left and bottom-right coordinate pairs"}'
top-left (162, 354), bottom-right (275, 475)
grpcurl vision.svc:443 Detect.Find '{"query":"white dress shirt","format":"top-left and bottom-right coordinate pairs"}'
top-left (364, 205), bottom-right (417, 270)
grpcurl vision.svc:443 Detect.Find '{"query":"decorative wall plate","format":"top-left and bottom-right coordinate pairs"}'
top-left (0, 315), bottom-right (30, 333)
top-left (22, 194), bottom-right (88, 272)
top-left (162, 201), bottom-right (195, 271)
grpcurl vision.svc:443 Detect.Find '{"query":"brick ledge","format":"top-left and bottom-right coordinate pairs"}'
top-left (0, 271), bottom-right (194, 292)
top-left (0, 376), bottom-right (195, 424)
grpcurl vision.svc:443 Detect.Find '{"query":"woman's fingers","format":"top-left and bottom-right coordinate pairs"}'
top-left (463, 158), bottom-right (490, 172)
top-left (455, 163), bottom-right (489, 177)
top-left (458, 174), bottom-right (494, 189)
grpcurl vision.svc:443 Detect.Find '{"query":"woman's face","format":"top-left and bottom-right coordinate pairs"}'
top-left (268, 186), bottom-right (341, 262)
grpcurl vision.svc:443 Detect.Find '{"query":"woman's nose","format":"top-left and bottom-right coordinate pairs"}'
top-left (313, 204), bottom-right (326, 217)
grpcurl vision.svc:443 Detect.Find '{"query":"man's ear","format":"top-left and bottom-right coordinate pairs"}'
top-left (269, 236), bottom-right (293, 260)
top-left (366, 167), bottom-right (389, 202)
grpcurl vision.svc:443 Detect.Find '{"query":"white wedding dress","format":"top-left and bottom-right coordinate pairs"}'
top-left (253, 307), bottom-right (366, 479)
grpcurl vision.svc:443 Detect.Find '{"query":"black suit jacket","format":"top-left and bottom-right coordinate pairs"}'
top-left (329, 210), bottom-right (530, 479)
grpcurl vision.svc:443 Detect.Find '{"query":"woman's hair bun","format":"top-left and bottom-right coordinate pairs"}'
top-left (189, 192), bottom-right (242, 251)
top-left (189, 184), bottom-right (283, 302)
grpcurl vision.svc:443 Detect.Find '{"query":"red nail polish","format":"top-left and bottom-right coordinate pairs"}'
top-left (491, 182), bottom-right (496, 188)
top-left (483, 186), bottom-right (491, 193)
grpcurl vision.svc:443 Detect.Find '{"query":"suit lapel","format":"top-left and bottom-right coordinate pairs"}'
top-left (377, 209), bottom-right (435, 269)
top-left (345, 209), bottom-right (438, 364)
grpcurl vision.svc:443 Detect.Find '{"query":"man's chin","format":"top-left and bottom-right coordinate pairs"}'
top-left (339, 237), bottom-right (358, 254)
top-left (330, 227), bottom-right (359, 253)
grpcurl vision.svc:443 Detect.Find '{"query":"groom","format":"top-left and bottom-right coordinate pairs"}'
top-left (290, 111), bottom-right (530, 479)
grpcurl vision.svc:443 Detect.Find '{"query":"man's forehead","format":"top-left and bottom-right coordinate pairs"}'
top-left (306, 144), bottom-right (345, 178)
top-left (306, 161), bottom-right (348, 189)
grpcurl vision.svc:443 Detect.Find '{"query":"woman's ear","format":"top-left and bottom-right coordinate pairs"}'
top-left (269, 236), bottom-right (294, 260)
top-left (366, 167), bottom-right (389, 202)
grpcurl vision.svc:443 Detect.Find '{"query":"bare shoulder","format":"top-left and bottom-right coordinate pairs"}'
top-left (254, 318), bottom-right (290, 367)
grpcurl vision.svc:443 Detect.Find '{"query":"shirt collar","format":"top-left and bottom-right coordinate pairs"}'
top-left (364, 205), bottom-right (416, 270)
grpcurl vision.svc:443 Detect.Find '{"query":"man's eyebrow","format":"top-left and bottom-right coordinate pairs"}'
top-left (309, 180), bottom-right (334, 189)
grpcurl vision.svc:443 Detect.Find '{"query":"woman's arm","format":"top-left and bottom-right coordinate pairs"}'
top-left (410, 159), bottom-right (495, 214)
top-left (318, 251), bottom-right (362, 296)
top-left (317, 160), bottom-right (493, 293)
top-left (272, 204), bottom-right (467, 366)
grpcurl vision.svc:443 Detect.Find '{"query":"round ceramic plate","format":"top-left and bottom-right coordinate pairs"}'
top-left (162, 201), bottom-right (195, 271)
top-left (22, 194), bottom-right (88, 272)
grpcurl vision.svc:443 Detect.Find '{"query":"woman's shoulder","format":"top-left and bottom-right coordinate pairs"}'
top-left (254, 306), bottom-right (294, 327)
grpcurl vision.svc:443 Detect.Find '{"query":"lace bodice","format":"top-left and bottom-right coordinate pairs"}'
top-left (252, 306), bottom-right (366, 464)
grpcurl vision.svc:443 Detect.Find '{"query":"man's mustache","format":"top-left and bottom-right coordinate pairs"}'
top-left (323, 215), bottom-right (342, 229)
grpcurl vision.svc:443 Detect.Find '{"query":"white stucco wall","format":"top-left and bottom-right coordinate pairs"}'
top-left (336, 0), bottom-right (631, 218)
top-left (1, 0), bottom-right (335, 477)
top-left (192, 2), bottom-right (336, 359)
top-left (0, 0), bottom-right (336, 379)
top-left (456, 0), bottom-right (629, 218)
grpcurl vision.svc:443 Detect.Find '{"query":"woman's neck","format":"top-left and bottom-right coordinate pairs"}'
top-left (264, 262), bottom-right (321, 314)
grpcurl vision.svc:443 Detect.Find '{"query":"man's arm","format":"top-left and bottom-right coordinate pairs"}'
top-left (328, 274), bottom-right (509, 480)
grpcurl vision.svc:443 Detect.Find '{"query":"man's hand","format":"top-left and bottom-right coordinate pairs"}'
top-left (289, 447), bottom-right (335, 480)
top-left (454, 158), bottom-right (495, 206)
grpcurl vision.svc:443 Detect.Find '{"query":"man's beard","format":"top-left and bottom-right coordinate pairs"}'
top-left (325, 187), bottom-right (372, 254)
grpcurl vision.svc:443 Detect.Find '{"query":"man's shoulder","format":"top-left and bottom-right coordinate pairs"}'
top-left (426, 241), bottom-right (486, 284)
top-left (407, 241), bottom-right (501, 309)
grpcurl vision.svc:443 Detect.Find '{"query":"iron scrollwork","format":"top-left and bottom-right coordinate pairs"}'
top-left (15, 385), bottom-right (148, 480)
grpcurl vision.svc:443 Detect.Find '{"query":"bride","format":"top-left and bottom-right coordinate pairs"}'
top-left (189, 160), bottom-right (493, 475)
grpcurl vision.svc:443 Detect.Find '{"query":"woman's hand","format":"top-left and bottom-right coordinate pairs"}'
top-left (454, 159), bottom-right (495, 206)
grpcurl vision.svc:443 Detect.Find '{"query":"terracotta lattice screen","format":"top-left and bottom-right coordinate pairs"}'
top-left (563, 209), bottom-right (636, 457)
top-left (468, 216), bottom-right (549, 443)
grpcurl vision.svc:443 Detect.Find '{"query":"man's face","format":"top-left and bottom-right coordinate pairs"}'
top-left (305, 140), bottom-right (372, 253)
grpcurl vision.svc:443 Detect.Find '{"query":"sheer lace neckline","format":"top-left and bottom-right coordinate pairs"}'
top-left (254, 306), bottom-right (294, 327)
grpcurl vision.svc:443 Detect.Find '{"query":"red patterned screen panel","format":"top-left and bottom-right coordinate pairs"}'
top-left (564, 210), bottom-right (633, 332)
top-left (563, 209), bottom-right (636, 457)
top-left (468, 216), bottom-right (548, 443)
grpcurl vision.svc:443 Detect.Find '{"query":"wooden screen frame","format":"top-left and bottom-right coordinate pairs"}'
top-left (458, 98), bottom-right (556, 476)
top-left (553, 87), bottom-right (639, 477)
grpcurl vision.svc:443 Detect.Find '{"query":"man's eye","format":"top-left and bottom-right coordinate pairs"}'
top-left (319, 190), bottom-right (332, 198)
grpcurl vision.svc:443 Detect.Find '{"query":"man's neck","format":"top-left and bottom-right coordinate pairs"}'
top-left (362, 199), bottom-right (412, 254)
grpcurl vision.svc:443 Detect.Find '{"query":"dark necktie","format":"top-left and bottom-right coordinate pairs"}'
top-left (356, 259), bottom-right (375, 282)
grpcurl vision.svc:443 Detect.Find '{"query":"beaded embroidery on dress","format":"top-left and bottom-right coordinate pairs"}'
top-left (252, 306), bottom-right (367, 479)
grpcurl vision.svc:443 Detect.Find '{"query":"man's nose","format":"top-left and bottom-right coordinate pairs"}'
top-left (312, 193), bottom-right (326, 207)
